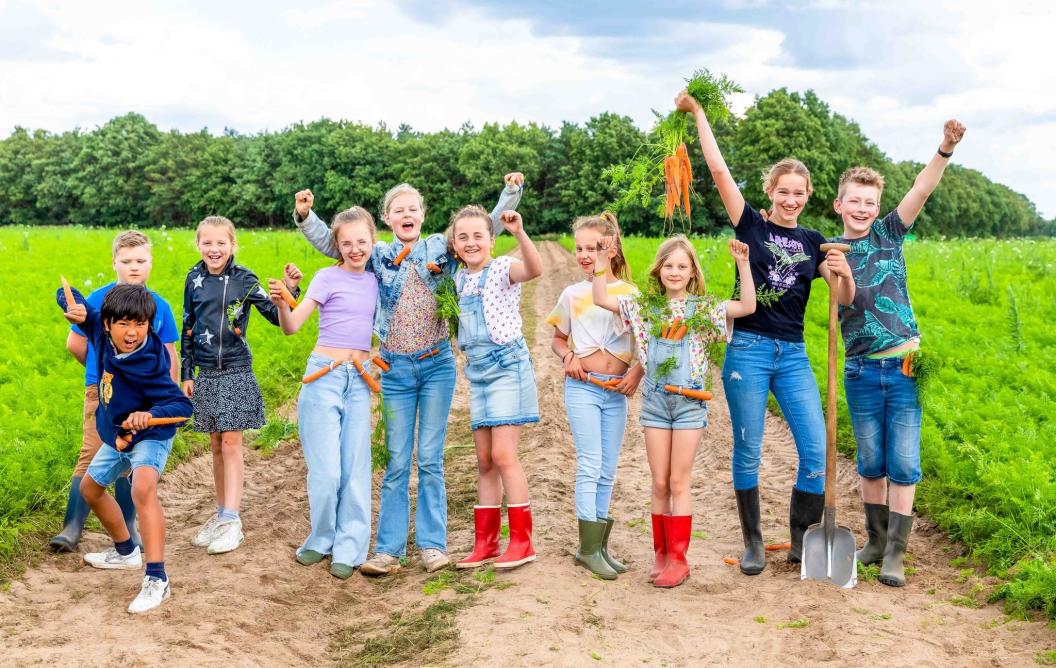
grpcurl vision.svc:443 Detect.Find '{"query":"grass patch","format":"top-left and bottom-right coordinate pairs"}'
top-left (1036, 651), bottom-right (1056, 665)
top-left (777, 619), bottom-right (810, 629)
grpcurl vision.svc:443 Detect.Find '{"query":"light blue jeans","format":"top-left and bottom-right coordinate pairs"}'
top-left (844, 356), bottom-right (922, 485)
top-left (565, 373), bottom-right (628, 521)
top-left (722, 330), bottom-right (826, 494)
top-left (375, 340), bottom-right (456, 556)
top-left (297, 354), bottom-right (374, 566)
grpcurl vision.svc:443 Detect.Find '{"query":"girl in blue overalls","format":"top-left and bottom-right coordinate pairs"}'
top-left (592, 235), bottom-right (755, 587)
top-left (447, 206), bottom-right (543, 570)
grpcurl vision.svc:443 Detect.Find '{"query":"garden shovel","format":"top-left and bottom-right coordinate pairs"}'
top-left (801, 243), bottom-right (857, 589)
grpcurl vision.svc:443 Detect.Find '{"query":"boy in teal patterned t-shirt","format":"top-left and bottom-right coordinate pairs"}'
top-left (831, 119), bottom-right (966, 589)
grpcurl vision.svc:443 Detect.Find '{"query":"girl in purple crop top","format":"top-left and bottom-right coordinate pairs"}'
top-left (269, 207), bottom-right (380, 579)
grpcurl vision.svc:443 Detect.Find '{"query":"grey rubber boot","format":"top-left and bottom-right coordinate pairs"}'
top-left (598, 516), bottom-right (627, 573)
top-left (879, 511), bottom-right (913, 587)
top-left (856, 503), bottom-right (889, 566)
top-left (787, 487), bottom-right (824, 564)
top-left (735, 488), bottom-right (766, 575)
top-left (49, 476), bottom-right (91, 553)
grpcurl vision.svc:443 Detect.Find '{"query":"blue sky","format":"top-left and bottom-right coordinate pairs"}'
top-left (1, 0), bottom-right (1053, 218)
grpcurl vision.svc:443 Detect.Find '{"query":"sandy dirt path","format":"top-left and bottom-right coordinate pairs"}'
top-left (1, 241), bottom-right (1053, 667)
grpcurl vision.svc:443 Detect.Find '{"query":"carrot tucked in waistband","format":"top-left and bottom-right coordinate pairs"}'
top-left (663, 385), bottom-right (713, 402)
top-left (372, 356), bottom-right (390, 372)
top-left (589, 377), bottom-right (621, 391)
top-left (303, 361), bottom-right (337, 384)
top-left (417, 348), bottom-right (441, 360)
top-left (352, 358), bottom-right (381, 393)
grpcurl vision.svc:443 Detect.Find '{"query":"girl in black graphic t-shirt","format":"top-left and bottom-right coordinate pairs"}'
top-left (674, 90), bottom-right (855, 576)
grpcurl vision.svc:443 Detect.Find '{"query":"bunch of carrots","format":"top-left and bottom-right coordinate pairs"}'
top-left (664, 143), bottom-right (693, 220)
top-left (660, 317), bottom-right (690, 341)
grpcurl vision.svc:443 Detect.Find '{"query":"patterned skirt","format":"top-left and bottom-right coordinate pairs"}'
top-left (191, 366), bottom-right (266, 433)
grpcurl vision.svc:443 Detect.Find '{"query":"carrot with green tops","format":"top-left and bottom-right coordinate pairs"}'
top-left (60, 275), bottom-right (74, 308)
top-left (352, 358), bottom-right (381, 393)
top-left (663, 385), bottom-right (713, 402)
top-left (392, 245), bottom-right (412, 266)
top-left (667, 317), bottom-right (682, 339)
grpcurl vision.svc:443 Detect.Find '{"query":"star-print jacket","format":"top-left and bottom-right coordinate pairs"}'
top-left (180, 256), bottom-right (300, 382)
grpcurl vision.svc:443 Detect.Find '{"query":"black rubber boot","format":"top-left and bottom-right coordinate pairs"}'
top-left (787, 487), bottom-right (824, 564)
top-left (598, 516), bottom-right (627, 573)
top-left (735, 487), bottom-right (766, 575)
top-left (114, 474), bottom-right (142, 549)
top-left (879, 511), bottom-right (913, 587)
top-left (49, 476), bottom-right (91, 553)
top-left (856, 503), bottom-right (889, 566)
top-left (575, 519), bottom-right (618, 580)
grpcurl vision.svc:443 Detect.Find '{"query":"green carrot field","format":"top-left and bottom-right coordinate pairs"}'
top-left (0, 226), bottom-right (516, 575)
top-left (563, 234), bottom-right (1056, 618)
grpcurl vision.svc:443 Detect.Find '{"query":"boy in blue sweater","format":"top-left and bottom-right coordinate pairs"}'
top-left (58, 282), bottom-right (192, 614)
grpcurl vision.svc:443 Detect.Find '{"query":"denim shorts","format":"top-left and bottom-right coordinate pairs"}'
top-left (86, 437), bottom-right (174, 487)
top-left (464, 339), bottom-right (539, 430)
top-left (639, 382), bottom-right (708, 430)
top-left (844, 356), bottom-right (922, 485)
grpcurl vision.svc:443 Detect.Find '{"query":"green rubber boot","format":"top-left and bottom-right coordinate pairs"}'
top-left (598, 516), bottom-right (627, 573)
top-left (879, 511), bottom-right (913, 587)
top-left (575, 519), bottom-right (618, 580)
top-left (856, 503), bottom-right (889, 566)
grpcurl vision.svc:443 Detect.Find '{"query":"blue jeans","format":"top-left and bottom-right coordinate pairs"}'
top-left (722, 330), bottom-right (826, 493)
top-left (375, 340), bottom-right (456, 555)
top-left (844, 356), bottom-right (922, 485)
top-left (565, 373), bottom-right (628, 521)
top-left (86, 437), bottom-right (173, 487)
top-left (297, 354), bottom-right (374, 566)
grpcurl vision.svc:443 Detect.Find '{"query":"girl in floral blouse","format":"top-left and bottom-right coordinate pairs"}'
top-left (592, 236), bottom-right (755, 588)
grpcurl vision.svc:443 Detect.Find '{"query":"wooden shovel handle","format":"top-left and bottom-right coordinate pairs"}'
top-left (825, 274), bottom-right (839, 508)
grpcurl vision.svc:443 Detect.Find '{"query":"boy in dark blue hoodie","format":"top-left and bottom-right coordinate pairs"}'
top-left (58, 282), bottom-right (192, 614)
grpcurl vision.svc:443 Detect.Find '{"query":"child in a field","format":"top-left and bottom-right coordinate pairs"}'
top-left (52, 231), bottom-right (180, 554)
top-left (447, 207), bottom-right (543, 570)
top-left (591, 236), bottom-right (755, 587)
top-left (181, 216), bottom-right (301, 556)
top-left (832, 119), bottom-right (966, 588)
top-left (294, 174), bottom-right (523, 575)
top-left (57, 283), bottom-right (193, 613)
top-left (547, 212), bottom-right (643, 580)
top-left (269, 207), bottom-right (379, 579)
top-left (675, 88), bottom-right (854, 575)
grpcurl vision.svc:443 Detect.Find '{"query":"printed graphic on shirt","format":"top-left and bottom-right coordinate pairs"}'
top-left (100, 371), bottom-right (113, 406)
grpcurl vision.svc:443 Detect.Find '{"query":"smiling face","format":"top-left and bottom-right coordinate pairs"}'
top-left (658, 247), bottom-right (695, 297)
top-left (106, 317), bottom-right (150, 354)
top-left (574, 227), bottom-right (605, 278)
top-left (766, 173), bottom-right (811, 226)
top-left (835, 182), bottom-right (882, 238)
top-left (335, 220), bottom-right (374, 272)
top-left (196, 225), bottom-right (235, 274)
top-left (113, 245), bottom-right (153, 285)
top-left (452, 215), bottom-right (494, 271)
top-left (384, 192), bottom-right (425, 243)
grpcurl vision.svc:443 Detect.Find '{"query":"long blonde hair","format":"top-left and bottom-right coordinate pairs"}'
top-left (331, 207), bottom-right (376, 264)
top-left (572, 211), bottom-right (632, 282)
top-left (649, 235), bottom-right (705, 296)
top-left (762, 158), bottom-right (814, 197)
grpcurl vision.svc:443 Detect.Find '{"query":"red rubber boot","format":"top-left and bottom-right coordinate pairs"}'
top-left (456, 505), bottom-right (501, 569)
top-left (494, 502), bottom-right (537, 569)
top-left (649, 513), bottom-right (667, 582)
top-left (653, 515), bottom-right (691, 588)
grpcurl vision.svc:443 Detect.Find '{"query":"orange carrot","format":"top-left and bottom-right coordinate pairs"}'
top-left (116, 416), bottom-right (190, 451)
top-left (234, 327), bottom-right (242, 336)
top-left (303, 362), bottom-right (337, 384)
top-left (677, 143), bottom-right (692, 219)
top-left (765, 542), bottom-right (792, 552)
top-left (352, 358), bottom-right (381, 393)
top-left (269, 279), bottom-right (298, 308)
top-left (723, 557), bottom-right (738, 566)
top-left (393, 245), bottom-right (412, 266)
top-left (667, 317), bottom-right (682, 339)
top-left (60, 274), bottom-right (74, 308)
top-left (664, 155), bottom-right (679, 219)
top-left (372, 356), bottom-right (390, 372)
top-left (590, 377), bottom-right (618, 392)
top-left (902, 352), bottom-right (915, 377)
top-left (672, 324), bottom-right (688, 340)
top-left (185, 328), bottom-right (192, 336)
top-left (663, 385), bottom-right (713, 402)
top-left (417, 348), bottom-right (441, 361)
top-left (426, 262), bottom-right (441, 274)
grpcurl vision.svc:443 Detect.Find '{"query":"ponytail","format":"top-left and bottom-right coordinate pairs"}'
top-left (572, 211), bottom-right (633, 283)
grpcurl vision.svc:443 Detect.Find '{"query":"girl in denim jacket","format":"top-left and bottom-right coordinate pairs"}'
top-left (293, 174), bottom-right (523, 574)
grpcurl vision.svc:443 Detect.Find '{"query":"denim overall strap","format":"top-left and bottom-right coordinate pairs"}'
top-left (645, 298), bottom-right (697, 389)
top-left (456, 263), bottom-right (493, 352)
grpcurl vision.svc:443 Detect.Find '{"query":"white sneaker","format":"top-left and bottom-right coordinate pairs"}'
top-left (127, 576), bottom-right (170, 614)
top-left (420, 548), bottom-right (450, 573)
top-left (84, 546), bottom-right (142, 570)
top-left (206, 519), bottom-right (244, 555)
top-left (359, 552), bottom-right (401, 576)
top-left (192, 513), bottom-right (223, 547)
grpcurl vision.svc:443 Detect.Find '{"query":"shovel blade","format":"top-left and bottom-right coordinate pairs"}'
top-left (801, 522), bottom-right (857, 589)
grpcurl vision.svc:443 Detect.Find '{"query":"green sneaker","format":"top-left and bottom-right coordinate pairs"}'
top-left (330, 562), bottom-right (355, 580)
top-left (296, 549), bottom-right (326, 566)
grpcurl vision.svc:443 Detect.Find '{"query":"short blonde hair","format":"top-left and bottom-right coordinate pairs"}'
top-left (763, 158), bottom-right (813, 197)
top-left (572, 211), bottom-right (632, 283)
top-left (649, 235), bottom-right (705, 296)
top-left (838, 166), bottom-right (884, 199)
top-left (112, 230), bottom-right (151, 257)
top-left (331, 207), bottom-right (377, 263)
top-left (195, 216), bottom-right (237, 247)
top-left (382, 183), bottom-right (425, 216)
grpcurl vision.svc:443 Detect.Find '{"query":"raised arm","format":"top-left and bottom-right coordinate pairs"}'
top-left (293, 189), bottom-right (341, 260)
top-left (897, 119), bottom-right (966, 227)
top-left (590, 236), bottom-right (619, 314)
top-left (675, 91), bottom-right (745, 226)
top-left (501, 211), bottom-right (543, 284)
top-left (268, 279), bottom-right (319, 335)
top-left (489, 172), bottom-right (525, 236)
top-left (724, 239), bottom-right (757, 318)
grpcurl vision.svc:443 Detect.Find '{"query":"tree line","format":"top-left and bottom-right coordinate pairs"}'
top-left (1, 88), bottom-right (1051, 238)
